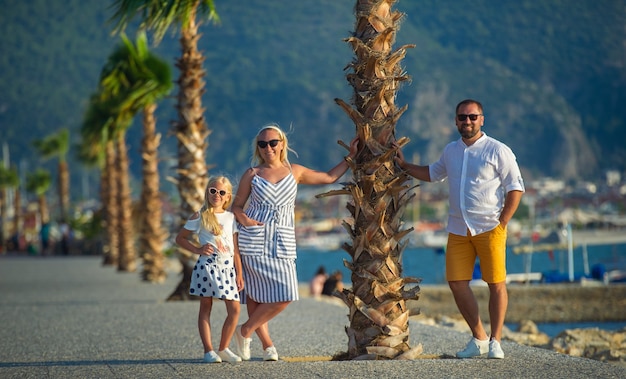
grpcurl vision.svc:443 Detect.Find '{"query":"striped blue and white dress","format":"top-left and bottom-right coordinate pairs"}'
top-left (237, 172), bottom-right (299, 303)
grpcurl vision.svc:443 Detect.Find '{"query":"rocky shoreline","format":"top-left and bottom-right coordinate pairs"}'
top-left (412, 283), bottom-right (626, 323)
top-left (413, 284), bottom-right (626, 367)
top-left (415, 314), bottom-right (626, 367)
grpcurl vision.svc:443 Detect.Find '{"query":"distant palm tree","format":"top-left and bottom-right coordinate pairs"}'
top-left (81, 74), bottom-right (133, 271)
top-left (79, 103), bottom-right (118, 265)
top-left (0, 164), bottom-right (19, 252)
top-left (110, 32), bottom-right (173, 283)
top-left (25, 168), bottom-right (52, 231)
top-left (110, 0), bottom-right (219, 297)
top-left (33, 128), bottom-right (70, 223)
top-left (326, 0), bottom-right (421, 360)
top-left (11, 175), bottom-right (22, 251)
top-left (81, 32), bottom-right (173, 276)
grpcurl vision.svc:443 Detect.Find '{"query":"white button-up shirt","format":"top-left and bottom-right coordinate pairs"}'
top-left (429, 133), bottom-right (525, 236)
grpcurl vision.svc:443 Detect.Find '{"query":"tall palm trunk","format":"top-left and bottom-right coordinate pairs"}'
top-left (58, 161), bottom-right (70, 222)
top-left (102, 140), bottom-right (119, 266)
top-left (12, 188), bottom-right (21, 249)
top-left (0, 189), bottom-right (6, 252)
top-left (116, 134), bottom-right (136, 272)
top-left (140, 103), bottom-right (167, 283)
top-left (174, 9), bottom-right (209, 218)
top-left (37, 193), bottom-right (50, 226)
top-left (329, 0), bottom-right (421, 360)
top-left (168, 5), bottom-right (210, 300)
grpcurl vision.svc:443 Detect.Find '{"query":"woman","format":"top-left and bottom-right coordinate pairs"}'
top-left (232, 124), bottom-right (357, 361)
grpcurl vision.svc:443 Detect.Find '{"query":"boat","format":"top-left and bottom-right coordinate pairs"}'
top-left (512, 224), bottom-right (626, 284)
top-left (296, 222), bottom-right (347, 251)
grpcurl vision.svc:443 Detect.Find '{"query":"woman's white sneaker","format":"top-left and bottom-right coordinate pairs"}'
top-left (263, 346), bottom-right (279, 361)
top-left (488, 339), bottom-right (505, 359)
top-left (235, 325), bottom-right (251, 361)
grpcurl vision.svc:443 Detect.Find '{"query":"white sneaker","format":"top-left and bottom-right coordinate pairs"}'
top-left (488, 339), bottom-right (505, 359)
top-left (235, 325), bottom-right (251, 361)
top-left (203, 350), bottom-right (222, 363)
top-left (456, 337), bottom-right (489, 358)
top-left (263, 346), bottom-right (278, 361)
top-left (218, 347), bottom-right (242, 362)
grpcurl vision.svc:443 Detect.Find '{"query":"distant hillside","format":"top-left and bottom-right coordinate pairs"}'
top-left (0, 0), bottom-right (624, 199)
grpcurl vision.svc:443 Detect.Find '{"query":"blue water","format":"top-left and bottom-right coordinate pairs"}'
top-left (295, 243), bottom-right (626, 337)
top-left (522, 321), bottom-right (626, 338)
top-left (296, 243), bottom-right (626, 286)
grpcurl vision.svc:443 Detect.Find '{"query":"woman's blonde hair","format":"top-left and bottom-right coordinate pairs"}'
top-left (251, 124), bottom-right (297, 166)
top-left (200, 176), bottom-right (233, 235)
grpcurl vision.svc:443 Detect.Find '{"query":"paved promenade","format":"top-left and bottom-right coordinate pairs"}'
top-left (1, 256), bottom-right (625, 379)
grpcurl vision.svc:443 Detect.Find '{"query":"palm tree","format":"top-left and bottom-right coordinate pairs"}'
top-left (33, 129), bottom-right (71, 223)
top-left (110, 0), bottom-right (219, 296)
top-left (322, 0), bottom-right (421, 360)
top-left (80, 41), bottom-right (139, 272)
top-left (111, 32), bottom-right (173, 283)
top-left (81, 32), bottom-right (173, 275)
top-left (0, 164), bottom-right (19, 252)
top-left (79, 103), bottom-right (118, 265)
top-left (25, 168), bottom-right (52, 232)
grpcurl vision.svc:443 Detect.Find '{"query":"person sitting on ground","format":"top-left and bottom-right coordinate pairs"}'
top-left (321, 270), bottom-right (343, 297)
top-left (309, 266), bottom-right (327, 297)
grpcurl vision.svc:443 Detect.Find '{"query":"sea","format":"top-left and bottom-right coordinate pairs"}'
top-left (295, 242), bottom-right (626, 337)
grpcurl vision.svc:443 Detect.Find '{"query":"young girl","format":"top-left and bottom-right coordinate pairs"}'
top-left (175, 176), bottom-right (245, 363)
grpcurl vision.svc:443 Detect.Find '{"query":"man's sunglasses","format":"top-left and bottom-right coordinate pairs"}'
top-left (208, 187), bottom-right (228, 196)
top-left (457, 114), bottom-right (482, 121)
top-left (257, 139), bottom-right (281, 149)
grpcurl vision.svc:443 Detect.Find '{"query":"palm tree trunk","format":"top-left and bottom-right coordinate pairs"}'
top-left (102, 140), bottom-right (119, 266)
top-left (0, 189), bottom-right (6, 253)
top-left (140, 104), bottom-right (167, 283)
top-left (169, 4), bottom-right (210, 300)
top-left (12, 188), bottom-right (21, 250)
top-left (38, 194), bottom-right (49, 227)
top-left (116, 134), bottom-right (136, 272)
top-left (58, 161), bottom-right (70, 222)
top-left (328, 0), bottom-right (421, 360)
top-left (174, 7), bottom-right (209, 218)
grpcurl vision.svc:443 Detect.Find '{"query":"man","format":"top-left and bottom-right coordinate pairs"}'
top-left (395, 99), bottom-right (524, 359)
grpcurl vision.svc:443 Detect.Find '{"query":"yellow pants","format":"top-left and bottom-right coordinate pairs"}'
top-left (446, 224), bottom-right (507, 283)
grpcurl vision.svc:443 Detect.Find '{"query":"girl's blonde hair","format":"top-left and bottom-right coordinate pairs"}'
top-left (251, 124), bottom-right (298, 166)
top-left (200, 176), bottom-right (233, 235)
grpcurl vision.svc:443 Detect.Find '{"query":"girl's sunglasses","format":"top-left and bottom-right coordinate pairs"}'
top-left (257, 139), bottom-right (281, 149)
top-left (208, 187), bottom-right (228, 196)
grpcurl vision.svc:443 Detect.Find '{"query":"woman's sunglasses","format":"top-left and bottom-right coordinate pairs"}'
top-left (257, 139), bottom-right (281, 149)
top-left (456, 114), bottom-right (482, 121)
top-left (208, 187), bottom-right (228, 196)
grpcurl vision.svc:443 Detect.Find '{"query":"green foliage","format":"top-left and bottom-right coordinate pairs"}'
top-left (25, 169), bottom-right (52, 196)
top-left (1, 0), bottom-right (624, 198)
top-left (33, 129), bottom-right (70, 163)
top-left (70, 210), bottom-right (103, 240)
top-left (110, 0), bottom-right (219, 43)
top-left (0, 164), bottom-right (19, 189)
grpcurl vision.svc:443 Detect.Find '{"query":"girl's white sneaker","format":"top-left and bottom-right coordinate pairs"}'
top-left (203, 350), bottom-right (222, 363)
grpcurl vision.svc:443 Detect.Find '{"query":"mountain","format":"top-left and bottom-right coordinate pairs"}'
top-left (1, 0), bottom-right (624, 199)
